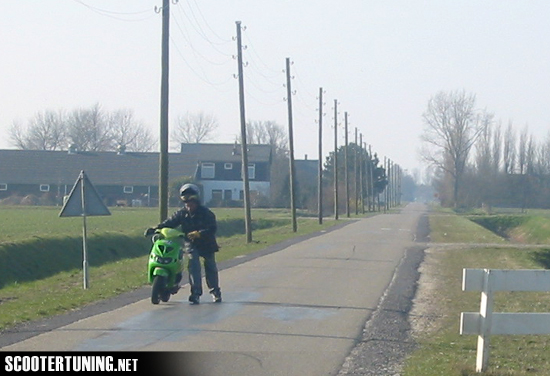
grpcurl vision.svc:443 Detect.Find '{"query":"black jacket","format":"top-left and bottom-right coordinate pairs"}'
top-left (158, 205), bottom-right (219, 255)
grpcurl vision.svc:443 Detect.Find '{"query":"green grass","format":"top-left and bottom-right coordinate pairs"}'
top-left (0, 206), bottom-right (302, 242)
top-left (509, 216), bottom-right (550, 244)
top-left (0, 206), bottom-right (337, 331)
top-left (428, 213), bottom-right (506, 244)
top-left (402, 210), bottom-right (550, 375)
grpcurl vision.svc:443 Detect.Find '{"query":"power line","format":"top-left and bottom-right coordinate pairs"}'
top-left (187, 0), bottom-right (233, 44)
top-left (170, 36), bottom-right (233, 89)
top-left (175, 3), bottom-right (233, 56)
top-left (72, 0), bottom-right (154, 21)
top-left (171, 12), bottom-right (233, 66)
top-left (242, 32), bottom-right (281, 76)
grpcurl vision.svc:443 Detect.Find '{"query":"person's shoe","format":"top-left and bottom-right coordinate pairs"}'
top-left (210, 289), bottom-right (222, 303)
top-left (170, 284), bottom-right (181, 295)
top-left (188, 294), bottom-right (200, 305)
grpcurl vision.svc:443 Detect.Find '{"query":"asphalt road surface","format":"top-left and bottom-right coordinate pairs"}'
top-left (1, 203), bottom-right (427, 376)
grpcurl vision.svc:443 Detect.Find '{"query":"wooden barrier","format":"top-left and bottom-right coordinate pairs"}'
top-left (461, 268), bottom-right (550, 372)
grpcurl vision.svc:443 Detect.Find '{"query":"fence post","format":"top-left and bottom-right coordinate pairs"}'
top-left (476, 269), bottom-right (494, 373)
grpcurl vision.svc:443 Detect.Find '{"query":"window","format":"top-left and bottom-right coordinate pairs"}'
top-left (0, 183), bottom-right (7, 191)
top-left (224, 189), bottom-right (232, 200)
top-left (248, 163), bottom-right (256, 179)
top-left (211, 189), bottom-right (223, 202)
top-left (123, 186), bottom-right (134, 194)
top-left (40, 184), bottom-right (50, 192)
top-left (241, 163), bottom-right (256, 179)
top-left (224, 163), bottom-right (233, 170)
top-left (201, 163), bottom-right (215, 179)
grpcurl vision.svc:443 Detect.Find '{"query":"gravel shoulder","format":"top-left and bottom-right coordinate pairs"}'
top-left (337, 214), bottom-right (429, 376)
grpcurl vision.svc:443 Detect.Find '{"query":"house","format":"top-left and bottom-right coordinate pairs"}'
top-left (181, 143), bottom-right (273, 205)
top-left (0, 143), bottom-right (273, 207)
top-left (0, 149), bottom-right (198, 206)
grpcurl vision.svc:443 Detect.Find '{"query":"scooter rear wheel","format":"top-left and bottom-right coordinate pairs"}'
top-left (151, 275), bottom-right (166, 305)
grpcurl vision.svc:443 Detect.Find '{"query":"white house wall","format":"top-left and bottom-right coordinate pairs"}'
top-left (200, 180), bottom-right (270, 203)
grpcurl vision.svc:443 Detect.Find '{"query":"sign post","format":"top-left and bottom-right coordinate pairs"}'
top-left (59, 171), bottom-right (111, 289)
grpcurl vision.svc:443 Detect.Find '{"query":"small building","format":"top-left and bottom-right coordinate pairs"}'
top-left (181, 143), bottom-right (272, 206)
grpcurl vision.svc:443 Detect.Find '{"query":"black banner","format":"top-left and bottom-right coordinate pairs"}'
top-left (2, 352), bottom-right (204, 376)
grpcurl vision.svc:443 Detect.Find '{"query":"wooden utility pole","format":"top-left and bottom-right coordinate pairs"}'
top-left (344, 112), bottom-right (350, 218)
top-left (384, 157), bottom-right (389, 213)
top-left (359, 133), bottom-right (364, 215)
top-left (333, 100), bottom-right (339, 220)
top-left (235, 21), bottom-right (252, 243)
top-left (367, 147), bottom-right (372, 212)
top-left (355, 127), bottom-right (359, 215)
top-left (158, 0), bottom-right (170, 222)
top-left (369, 145), bottom-right (374, 212)
top-left (285, 58), bottom-right (297, 232)
top-left (318, 87), bottom-right (324, 225)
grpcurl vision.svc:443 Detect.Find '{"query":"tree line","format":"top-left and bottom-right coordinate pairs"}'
top-left (421, 90), bottom-right (550, 210)
top-left (9, 103), bottom-right (155, 152)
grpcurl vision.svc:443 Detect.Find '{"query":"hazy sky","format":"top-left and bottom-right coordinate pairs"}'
top-left (2, 1), bottom-right (550, 174)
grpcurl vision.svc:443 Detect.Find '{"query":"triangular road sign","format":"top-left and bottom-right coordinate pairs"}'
top-left (59, 170), bottom-right (111, 217)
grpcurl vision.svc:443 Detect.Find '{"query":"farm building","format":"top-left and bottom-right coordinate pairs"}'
top-left (0, 143), bottom-right (273, 207)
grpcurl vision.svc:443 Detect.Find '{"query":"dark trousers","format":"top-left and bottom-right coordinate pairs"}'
top-left (187, 249), bottom-right (219, 296)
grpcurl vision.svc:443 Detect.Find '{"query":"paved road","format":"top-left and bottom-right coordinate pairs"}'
top-left (2, 203), bottom-right (427, 376)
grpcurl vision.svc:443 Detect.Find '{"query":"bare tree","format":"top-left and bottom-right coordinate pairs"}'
top-left (503, 121), bottom-right (516, 174)
top-left (518, 125), bottom-right (529, 175)
top-left (537, 131), bottom-right (550, 175)
top-left (8, 120), bottom-right (28, 149)
top-left (172, 112), bottom-right (218, 145)
top-left (246, 120), bottom-right (288, 157)
top-left (421, 90), bottom-right (491, 207)
top-left (8, 110), bottom-right (66, 150)
top-left (67, 103), bottom-right (112, 151)
top-left (108, 109), bottom-right (156, 152)
top-left (491, 122), bottom-right (502, 174)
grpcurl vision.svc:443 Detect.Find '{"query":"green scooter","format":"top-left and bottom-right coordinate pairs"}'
top-left (146, 228), bottom-right (186, 304)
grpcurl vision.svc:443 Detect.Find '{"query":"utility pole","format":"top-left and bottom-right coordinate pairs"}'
top-left (158, 0), bottom-right (170, 222)
top-left (285, 58), bottom-right (297, 232)
top-left (365, 142), bottom-right (374, 213)
top-left (359, 133), bottom-right (364, 214)
top-left (318, 87), bottom-right (324, 225)
top-left (344, 112), bottom-right (350, 218)
top-left (333, 100), bottom-right (339, 220)
top-left (384, 157), bottom-right (389, 213)
top-left (235, 21), bottom-right (252, 243)
top-left (354, 127), bottom-right (358, 215)
top-left (369, 145), bottom-right (374, 213)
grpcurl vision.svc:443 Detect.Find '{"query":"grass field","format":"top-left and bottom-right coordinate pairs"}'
top-left (0, 205), bottom-right (339, 330)
top-left (0, 206), bottom-right (302, 242)
top-left (403, 209), bottom-right (550, 375)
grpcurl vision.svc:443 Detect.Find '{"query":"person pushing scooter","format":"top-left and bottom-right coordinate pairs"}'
top-left (145, 183), bottom-right (221, 305)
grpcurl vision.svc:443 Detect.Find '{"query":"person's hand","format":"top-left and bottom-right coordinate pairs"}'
top-left (187, 231), bottom-right (201, 240)
top-left (144, 227), bottom-right (157, 237)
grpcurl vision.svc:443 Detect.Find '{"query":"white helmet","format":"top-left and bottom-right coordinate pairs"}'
top-left (179, 183), bottom-right (200, 203)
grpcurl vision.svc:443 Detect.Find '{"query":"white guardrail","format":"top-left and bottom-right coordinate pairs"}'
top-left (460, 268), bottom-right (550, 373)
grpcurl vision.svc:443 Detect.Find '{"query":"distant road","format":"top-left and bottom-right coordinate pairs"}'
top-left (2, 203), bottom-right (427, 376)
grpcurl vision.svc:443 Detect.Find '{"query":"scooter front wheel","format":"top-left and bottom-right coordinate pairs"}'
top-left (151, 275), bottom-right (167, 305)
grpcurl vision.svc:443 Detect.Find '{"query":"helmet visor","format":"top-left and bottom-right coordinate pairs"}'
top-left (181, 194), bottom-right (199, 203)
